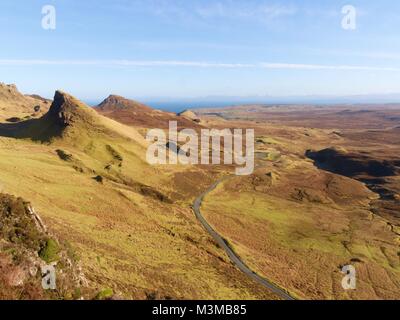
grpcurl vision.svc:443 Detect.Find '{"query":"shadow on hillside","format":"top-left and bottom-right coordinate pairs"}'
top-left (306, 148), bottom-right (397, 178)
top-left (0, 117), bottom-right (62, 143)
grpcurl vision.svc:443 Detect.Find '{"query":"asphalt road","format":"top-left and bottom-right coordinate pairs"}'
top-left (193, 176), bottom-right (296, 301)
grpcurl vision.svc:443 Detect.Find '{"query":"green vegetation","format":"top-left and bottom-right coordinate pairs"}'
top-left (95, 288), bottom-right (114, 300)
top-left (39, 239), bottom-right (60, 263)
top-left (201, 165), bottom-right (400, 300)
top-left (0, 194), bottom-right (46, 252)
top-left (0, 91), bottom-right (274, 300)
top-left (267, 151), bottom-right (281, 161)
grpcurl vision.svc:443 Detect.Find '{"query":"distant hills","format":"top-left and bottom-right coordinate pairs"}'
top-left (133, 93), bottom-right (400, 112)
top-left (0, 84), bottom-right (202, 134)
top-left (95, 94), bottom-right (201, 129)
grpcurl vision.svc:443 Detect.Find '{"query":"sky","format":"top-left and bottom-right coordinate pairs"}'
top-left (1, 0), bottom-right (400, 104)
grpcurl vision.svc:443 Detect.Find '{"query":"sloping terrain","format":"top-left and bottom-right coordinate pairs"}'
top-left (2, 85), bottom-right (400, 300)
top-left (0, 83), bottom-right (50, 122)
top-left (0, 90), bottom-right (278, 299)
top-left (307, 146), bottom-right (400, 230)
top-left (306, 147), bottom-right (399, 178)
top-left (192, 108), bottom-right (400, 299)
top-left (178, 110), bottom-right (201, 123)
top-left (96, 95), bottom-right (201, 129)
top-left (0, 193), bottom-right (85, 299)
top-left (193, 104), bottom-right (400, 130)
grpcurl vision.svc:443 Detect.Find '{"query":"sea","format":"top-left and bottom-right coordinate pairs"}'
top-left (84, 100), bottom-right (239, 113)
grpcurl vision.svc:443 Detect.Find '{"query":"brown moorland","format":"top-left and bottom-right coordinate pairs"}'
top-left (96, 95), bottom-right (202, 130)
top-left (0, 89), bottom-right (278, 300)
top-left (193, 104), bottom-right (400, 299)
top-left (1, 84), bottom-right (400, 300)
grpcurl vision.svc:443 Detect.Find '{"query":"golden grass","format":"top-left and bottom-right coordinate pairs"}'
top-left (0, 133), bottom-right (278, 299)
top-left (201, 166), bottom-right (400, 300)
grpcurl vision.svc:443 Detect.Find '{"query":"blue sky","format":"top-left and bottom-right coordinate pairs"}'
top-left (1, 0), bottom-right (400, 102)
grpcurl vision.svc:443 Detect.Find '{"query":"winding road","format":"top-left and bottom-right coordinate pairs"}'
top-left (193, 176), bottom-right (296, 301)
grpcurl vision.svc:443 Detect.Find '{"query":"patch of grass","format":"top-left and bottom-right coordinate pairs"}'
top-left (95, 288), bottom-right (114, 300)
top-left (0, 194), bottom-right (46, 252)
top-left (39, 238), bottom-right (60, 263)
top-left (73, 287), bottom-right (82, 300)
top-left (64, 240), bottom-right (80, 263)
top-left (267, 151), bottom-right (281, 162)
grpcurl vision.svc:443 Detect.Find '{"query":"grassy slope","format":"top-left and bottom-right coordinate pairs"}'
top-left (0, 84), bottom-right (49, 122)
top-left (201, 127), bottom-right (400, 300)
top-left (0, 92), bottom-right (278, 299)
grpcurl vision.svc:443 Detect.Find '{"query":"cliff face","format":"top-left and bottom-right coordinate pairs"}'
top-left (46, 90), bottom-right (98, 127)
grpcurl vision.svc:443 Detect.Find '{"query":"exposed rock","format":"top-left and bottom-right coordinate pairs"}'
top-left (0, 83), bottom-right (50, 121)
top-left (179, 109), bottom-right (201, 123)
top-left (97, 94), bottom-right (153, 112)
top-left (0, 193), bottom-right (88, 299)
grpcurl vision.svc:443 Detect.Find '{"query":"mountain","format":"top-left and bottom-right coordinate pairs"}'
top-left (0, 91), bottom-right (147, 146)
top-left (96, 95), bottom-right (201, 129)
top-left (0, 83), bottom-right (50, 122)
top-left (0, 88), bottom-right (272, 300)
top-left (97, 95), bottom-right (153, 113)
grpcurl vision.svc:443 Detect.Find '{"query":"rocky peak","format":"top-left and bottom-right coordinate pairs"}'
top-left (98, 94), bottom-right (152, 112)
top-left (0, 83), bottom-right (20, 96)
top-left (47, 90), bottom-right (95, 127)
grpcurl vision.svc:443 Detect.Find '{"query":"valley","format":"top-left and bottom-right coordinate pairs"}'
top-left (0, 84), bottom-right (399, 300)
top-left (194, 104), bottom-right (400, 299)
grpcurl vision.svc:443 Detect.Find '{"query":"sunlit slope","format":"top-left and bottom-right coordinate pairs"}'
top-left (0, 83), bottom-right (50, 122)
top-left (0, 91), bottom-right (277, 299)
top-left (96, 95), bottom-right (202, 129)
top-left (201, 148), bottom-right (400, 300)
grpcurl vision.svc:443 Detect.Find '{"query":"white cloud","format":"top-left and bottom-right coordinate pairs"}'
top-left (116, 0), bottom-right (298, 25)
top-left (260, 62), bottom-right (400, 71)
top-left (195, 2), bottom-right (297, 21)
top-left (0, 59), bottom-right (399, 71)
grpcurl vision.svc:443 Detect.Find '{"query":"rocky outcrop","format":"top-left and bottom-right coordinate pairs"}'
top-left (178, 110), bottom-right (201, 123)
top-left (0, 193), bottom-right (88, 299)
top-left (97, 94), bottom-right (153, 112)
top-left (0, 83), bottom-right (50, 121)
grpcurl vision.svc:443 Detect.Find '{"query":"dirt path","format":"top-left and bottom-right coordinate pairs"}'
top-left (193, 176), bottom-right (296, 300)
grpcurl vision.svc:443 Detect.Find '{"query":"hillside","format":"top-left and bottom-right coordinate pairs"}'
top-left (178, 110), bottom-right (200, 122)
top-left (2, 86), bottom-right (400, 300)
top-left (96, 95), bottom-right (201, 129)
top-left (0, 193), bottom-right (85, 299)
top-left (199, 122), bottom-right (400, 299)
top-left (0, 89), bottom-right (276, 300)
top-left (0, 83), bottom-right (50, 122)
top-left (192, 104), bottom-right (400, 130)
